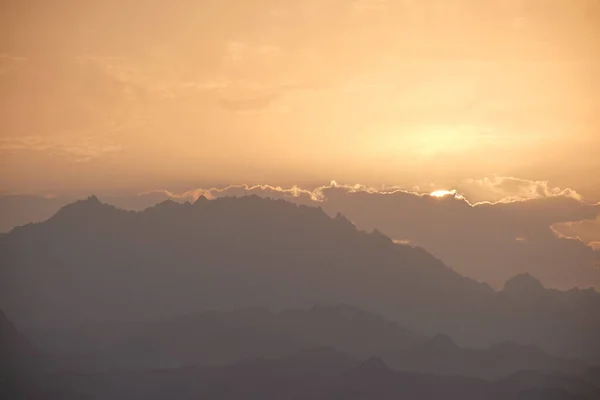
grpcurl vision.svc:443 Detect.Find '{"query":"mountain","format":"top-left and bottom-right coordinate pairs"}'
top-left (381, 335), bottom-right (588, 381)
top-left (208, 304), bottom-right (426, 356)
top-left (51, 349), bottom-right (597, 400)
top-left (0, 196), bottom-right (497, 332)
top-left (499, 275), bottom-right (600, 363)
top-left (0, 308), bottom-right (90, 400)
top-left (503, 273), bottom-right (547, 297)
top-left (26, 305), bottom-right (425, 371)
top-left (0, 195), bottom-right (73, 233)
top-left (497, 371), bottom-right (600, 400)
top-left (3, 304), bottom-right (598, 399)
top-left (24, 305), bottom-right (594, 384)
top-left (1, 196), bottom-right (600, 362)
top-left (26, 314), bottom-right (312, 372)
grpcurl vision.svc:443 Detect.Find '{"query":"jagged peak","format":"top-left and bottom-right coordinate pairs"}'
top-left (85, 194), bottom-right (101, 203)
top-left (45, 195), bottom-right (124, 226)
top-left (56, 195), bottom-right (108, 213)
top-left (334, 212), bottom-right (351, 222)
top-left (193, 195), bottom-right (209, 205)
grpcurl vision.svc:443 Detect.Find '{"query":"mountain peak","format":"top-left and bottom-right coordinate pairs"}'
top-left (193, 195), bottom-right (208, 205)
top-left (503, 273), bottom-right (545, 294)
top-left (49, 194), bottom-right (119, 225)
top-left (59, 195), bottom-right (105, 212)
top-left (421, 333), bottom-right (460, 352)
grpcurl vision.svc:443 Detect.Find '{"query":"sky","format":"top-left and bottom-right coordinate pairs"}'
top-left (1, 0), bottom-right (599, 199)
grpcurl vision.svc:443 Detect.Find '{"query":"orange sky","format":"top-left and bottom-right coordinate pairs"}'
top-left (1, 0), bottom-right (599, 200)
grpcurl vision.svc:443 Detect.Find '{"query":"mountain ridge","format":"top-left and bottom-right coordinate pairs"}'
top-left (1, 196), bottom-right (599, 363)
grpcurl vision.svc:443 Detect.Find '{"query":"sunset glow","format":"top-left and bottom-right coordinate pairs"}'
top-left (0, 1), bottom-right (599, 199)
top-left (430, 190), bottom-right (455, 198)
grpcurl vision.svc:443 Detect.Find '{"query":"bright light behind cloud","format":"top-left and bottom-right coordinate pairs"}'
top-left (430, 190), bottom-right (455, 198)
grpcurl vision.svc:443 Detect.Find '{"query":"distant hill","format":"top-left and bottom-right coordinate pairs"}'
top-left (207, 304), bottom-right (426, 356)
top-left (3, 306), bottom-right (599, 399)
top-left (27, 305), bottom-right (425, 371)
top-left (27, 311), bottom-right (313, 372)
top-left (1, 196), bottom-right (599, 362)
top-left (27, 305), bottom-right (590, 382)
top-left (381, 334), bottom-right (588, 381)
top-left (52, 348), bottom-right (599, 400)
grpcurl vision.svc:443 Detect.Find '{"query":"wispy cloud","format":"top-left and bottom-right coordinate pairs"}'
top-left (459, 176), bottom-right (582, 204)
top-left (0, 135), bottom-right (122, 162)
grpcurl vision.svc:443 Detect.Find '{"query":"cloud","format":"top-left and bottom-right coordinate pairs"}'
top-left (458, 176), bottom-right (582, 204)
top-left (0, 135), bottom-right (122, 162)
top-left (185, 184), bottom-right (319, 202)
top-left (552, 216), bottom-right (600, 248)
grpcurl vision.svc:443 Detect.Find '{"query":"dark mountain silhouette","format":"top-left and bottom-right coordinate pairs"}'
top-left (503, 273), bottom-right (548, 298)
top-left (26, 305), bottom-right (425, 371)
top-left (0, 195), bottom-right (74, 233)
top-left (1, 196), bottom-right (599, 363)
top-left (381, 335), bottom-right (588, 381)
top-left (56, 349), bottom-right (596, 400)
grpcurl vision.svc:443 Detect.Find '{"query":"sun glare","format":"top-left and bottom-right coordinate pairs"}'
top-left (430, 190), bottom-right (455, 198)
